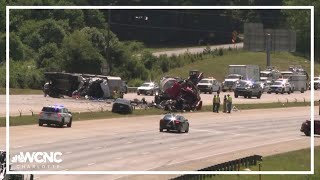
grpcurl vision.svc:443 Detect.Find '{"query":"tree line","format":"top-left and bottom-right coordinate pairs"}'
top-left (0, 0), bottom-right (318, 89)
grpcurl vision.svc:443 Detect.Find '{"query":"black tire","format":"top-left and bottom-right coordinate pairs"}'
top-left (288, 90), bottom-right (291, 95)
top-left (301, 88), bottom-right (305, 93)
top-left (38, 121), bottom-right (43, 126)
top-left (244, 95), bottom-right (247, 98)
top-left (185, 125), bottom-right (189, 133)
top-left (67, 118), bottom-right (72, 128)
top-left (160, 129), bottom-right (163, 132)
top-left (137, 91), bottom-right (140, 95)
top-left (276, 92), bottom-right (278, 94)
top-left (59, 118), bottom-right (64, 128)
top-left (257, 92), bottom-right (262, 99)
top-left (222, 89), bottom-right (227, 92)
top-left (315, 87), bottom-right (318, 90)
top-left (248, 92), bottom-right (252, 99)
top-left (304, 130), bottom-right (311, 136)
top-left (267, 91), bottom-right (271, 94)
top-left (234, 93), bottom-right (238, 98)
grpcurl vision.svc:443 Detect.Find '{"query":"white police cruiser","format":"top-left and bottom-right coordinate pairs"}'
top-left (38, 105), bottom-right (72, 128)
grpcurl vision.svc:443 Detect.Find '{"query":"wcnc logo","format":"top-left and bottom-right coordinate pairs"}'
top-left (11, 152), bottom-right (63, 164)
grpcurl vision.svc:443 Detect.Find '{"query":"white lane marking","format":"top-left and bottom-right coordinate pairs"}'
top-left (88, 163), bottom-right (95, 166)
top-left (115, 157), bottom-right (123, 160)
top-left (126, 141), bottom-right (132, 144)
top-left (167, 137), bottom-right (305, 166)
top-left (94, 146), bottom-right (102, 150)
top-left (190, 128), bottom-right (224, 134)
top-left (65, 151), bottom-right (72, 154)
top-left (13, 145), bottom-right (23, 148)
top-left (141, 152), bottom-right (150, 155)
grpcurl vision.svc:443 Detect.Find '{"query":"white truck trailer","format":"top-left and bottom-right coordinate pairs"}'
top-left (228, 65), bottom-right (260, 81)
top-left (222, 65), bottom-right (260, 92)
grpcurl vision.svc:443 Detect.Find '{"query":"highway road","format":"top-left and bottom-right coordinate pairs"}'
top-left (0, 90), bottom-right (314, 117)
top-left (152, 43), bottom-right (243, 57)
top-left (6, 107), bottom-right (319, 180)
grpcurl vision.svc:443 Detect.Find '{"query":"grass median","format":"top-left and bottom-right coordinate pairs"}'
top-left (204, 146), bottom-right (319, 180)
top-left (0, 101), bottom-right (312, 127)
top-left (0, 88), bottom-right (43, 95)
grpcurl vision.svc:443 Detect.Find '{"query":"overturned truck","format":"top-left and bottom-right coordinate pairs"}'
top-left (154, 77), bottom-right (202, 111)
top-left (43, 72), bottom-right (124, 99)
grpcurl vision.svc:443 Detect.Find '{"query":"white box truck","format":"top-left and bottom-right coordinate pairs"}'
top-left (222, 65), bottom-right (260, 92)
top-left (228, 65), bottom-right (260, 81)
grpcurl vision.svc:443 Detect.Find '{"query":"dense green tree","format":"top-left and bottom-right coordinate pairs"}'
top-left (0, 33), bottom-right (5, 64)
top-left (62, 30), bottom-right (104, 74)
top-left (9, 33), bottom-right (25, 61)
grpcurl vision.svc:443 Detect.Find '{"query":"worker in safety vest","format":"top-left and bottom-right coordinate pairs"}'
top-left (212, 95), bottom-right (216, 112)
top-left (216, 94), bottom-right (221, 113)
top-left (223, 95), bottom-right (227, 113)
top-left (227, 94), bottom-right (232, 113)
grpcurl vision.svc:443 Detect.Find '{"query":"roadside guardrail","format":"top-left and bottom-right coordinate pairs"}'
top-left (170, 155), bottom-right (263, 180)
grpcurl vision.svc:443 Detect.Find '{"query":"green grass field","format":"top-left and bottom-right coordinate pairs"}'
top-left (159, 51), bottom-right (317, 82)
top-left (0, 88), bottom-right (43, 95)
top-left (205, 146), bottom-right (320, 180)
top-left (0, 101), bottom-right (312, 127)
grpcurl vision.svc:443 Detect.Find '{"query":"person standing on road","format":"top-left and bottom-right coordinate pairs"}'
top-left (216, 94), bottom-right (221, 113)
top-left (223, 95), bottom-right (227, 113)
top-left (212, 95), bottom-right (217, 112)
top-left (227, 94), bottom-right (232, 113)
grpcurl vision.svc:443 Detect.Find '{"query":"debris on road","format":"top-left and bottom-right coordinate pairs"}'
top-left (154, 76), bottom-right (202, 112)
top-left (43, 72), bottom-right (125, 99)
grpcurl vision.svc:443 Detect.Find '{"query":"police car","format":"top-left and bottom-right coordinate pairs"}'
top-left (38, 105), bottom-right (72, 128)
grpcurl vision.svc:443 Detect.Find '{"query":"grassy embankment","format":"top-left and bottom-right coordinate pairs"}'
top-left (1, 51), bottom-right (317, 94)
top-left (205, 146), bottom-right (319, 180)
top-left (158, 51), bottom-right (318, 82)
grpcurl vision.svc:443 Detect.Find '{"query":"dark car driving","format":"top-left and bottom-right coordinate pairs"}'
top-left (159, 113), bottom-right (189, 133)
top-left (112, 98), bottom-right (133, 114)
top-left (300, 119), bottom-right (320, 136)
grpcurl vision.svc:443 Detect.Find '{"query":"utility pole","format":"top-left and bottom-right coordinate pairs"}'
top-left (266, 33), bottom-right (271, 67)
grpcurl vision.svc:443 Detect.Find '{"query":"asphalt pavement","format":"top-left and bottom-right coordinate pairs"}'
top-left (6, 107), bottom-right (319, 180)
top-left (0, 90), bottom-right (314, 117)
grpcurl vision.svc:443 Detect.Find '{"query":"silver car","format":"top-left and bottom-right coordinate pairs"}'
top-left (38, 105), bottom-right (73, 128)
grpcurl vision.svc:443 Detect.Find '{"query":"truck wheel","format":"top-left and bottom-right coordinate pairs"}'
top-left (301, 88), bottom-right (305, 93)
top-left (244, 95), bottom-right (247, 98)
top-left (222, 89), bottom-right (227, 92)
top-left (137, 91), bottom-right (140, 95)
top-left (248, 92), bottom-right (252, 99)
top-left (39, 121), bottom-right (43, 126)
top-left (160, 128), bottom-right (163, 132)
top-left (234, 94), bottom-right (238, 98)
top-left (288, 90), bottom-right (291, 95)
